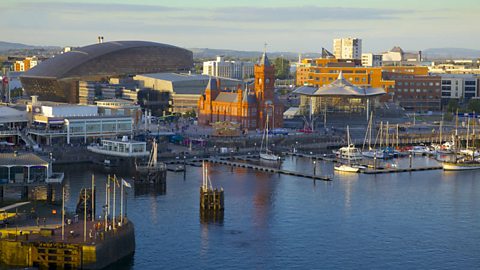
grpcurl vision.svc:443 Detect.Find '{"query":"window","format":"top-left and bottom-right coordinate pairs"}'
top-left (465, 80), bottom-right (476, 86)
top-left (398, 82), bottom-right (403, 86)
top-left (442, 80), bottom-right (451, 85)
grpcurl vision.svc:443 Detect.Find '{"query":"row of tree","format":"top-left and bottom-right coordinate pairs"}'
top-left (446, 99), bottom-right (480, 113)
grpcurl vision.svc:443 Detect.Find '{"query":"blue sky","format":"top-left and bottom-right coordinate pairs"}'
top-left (2, 0), bottom-right (479, 53)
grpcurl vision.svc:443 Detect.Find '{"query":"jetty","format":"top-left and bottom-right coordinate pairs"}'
top-left (208, 158), bottom-right (332, 181)
top-left (362, 165), bottom-right (443, 174)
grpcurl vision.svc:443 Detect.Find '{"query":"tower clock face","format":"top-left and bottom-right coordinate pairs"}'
top-left (265, 78), bottom-right (270, 84)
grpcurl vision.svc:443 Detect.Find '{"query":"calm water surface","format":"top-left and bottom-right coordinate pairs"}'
top-left (58, 156), bottom-right (480, 269)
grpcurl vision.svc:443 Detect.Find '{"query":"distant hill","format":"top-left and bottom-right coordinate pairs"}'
top-left (0, 41), bottom-right (59, 52)
top-left (190, 48), bottom-right (322, 60)
top-left (423, 48), bottom-right (480, 59)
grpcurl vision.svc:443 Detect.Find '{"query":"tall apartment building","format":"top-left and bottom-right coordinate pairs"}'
top-left (361, 53), bottom-right (383, 67)
top-left (13, 57), bottom-right (40, 72)
top-left (333, 38), bottom-right (362, 59)
top-left (203, 56), bottom-right (254, 79)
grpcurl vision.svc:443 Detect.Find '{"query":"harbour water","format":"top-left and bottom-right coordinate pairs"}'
top-left (54, 156), bottom-right (480, 269)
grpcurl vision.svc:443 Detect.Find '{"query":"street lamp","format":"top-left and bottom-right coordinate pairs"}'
top-left (313, 160), bottom-right (317, 176)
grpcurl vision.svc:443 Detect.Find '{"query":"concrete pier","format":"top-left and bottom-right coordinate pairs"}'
top-left (0, 219), bottom-right (135, 269)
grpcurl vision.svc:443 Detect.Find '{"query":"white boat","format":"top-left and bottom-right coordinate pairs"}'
top-left (88, 136), bottom-right (149, 158)
top-left (335, 126), bottom-right (363, 161)
top-left (362, 149), bottom-right (386, 159)
top-left (260, 152), bottom-right (280, 161)
top-left (334, 164), bottom-right (360, 173)
top-left (442, 162), bottom-right (480, 171)
top-left (260, 114), bottom-right (281, 161)
top-left (335, 145), bottom-right (363, 161)
top-left (409, 145), bottom-right (429, 155)
top-left (459, 149), bottom-right (480, 157)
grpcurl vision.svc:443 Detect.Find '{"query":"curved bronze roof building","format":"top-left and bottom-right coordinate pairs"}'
top-left (21, 41), bottom-right (193, 103)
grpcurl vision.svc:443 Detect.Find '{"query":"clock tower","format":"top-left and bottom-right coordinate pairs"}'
top-left (254, 51), bottom-right (277, 129)
top-left (254, 52), bottom-right (275, 102)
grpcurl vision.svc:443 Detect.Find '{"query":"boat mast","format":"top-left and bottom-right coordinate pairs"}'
top-left (473, 113), bottom-right (476, 153)
top-left (439, 120), bottom-right (443, 145)
top-left (347, 125), bottom-right (351, 165)
top-left (386, 121), bottom-right (389, 148)
top-left (265, 114), bottom-right (269, 153)
top-left (362, 113), bottom-right (372, 151)
top-left (379, 121), bottom-right (383, 148)
top-left (466, 116), bottom-right (470, 150)
top-left (396, 124), bottom-right (399, 149)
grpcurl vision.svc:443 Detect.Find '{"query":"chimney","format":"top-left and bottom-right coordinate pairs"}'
top-left (31, 95), bottom-right (38, 106)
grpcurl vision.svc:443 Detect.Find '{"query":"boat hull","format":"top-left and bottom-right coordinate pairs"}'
top-left (260, 153), bottom-right (280, 161)
top-left (442, 162), bottom-right (480, 171)
top-left (334, 165), bottom-right (360, 173)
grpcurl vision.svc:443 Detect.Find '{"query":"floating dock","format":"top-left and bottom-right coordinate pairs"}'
top-left (362, 166), bottom-right (443, 174)
top-left (208, 159), bottom-right (332, 181)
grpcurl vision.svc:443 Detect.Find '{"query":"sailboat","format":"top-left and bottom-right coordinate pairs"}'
top-left (362, 114), bottom-right (387, 159)
top-left (335, 126), bottom-right (363, 173)
top-left (442, 115), bottom-right (480, 171)
top-left (260, 114), bottom-right (281, 161)
top-left (334, 125), bottom-right (363, 161)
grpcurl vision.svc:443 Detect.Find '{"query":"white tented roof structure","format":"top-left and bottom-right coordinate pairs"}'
top-left (294, 72), bottom-right (386, 97)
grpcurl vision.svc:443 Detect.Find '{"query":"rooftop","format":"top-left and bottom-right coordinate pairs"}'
top-left (0, 153), bottom-right (49, 167)
top-left (294, 72), bottom-right (386, 97)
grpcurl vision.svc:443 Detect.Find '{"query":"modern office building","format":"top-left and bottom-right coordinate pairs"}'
top-left (134, 73), bottom-right (241, 114)
top-left (361, 53), bottom-right (383, 67)
top-left (333, 38), bottom-right (362, 59)
top-left (26, 98), bottom-right (134, 145)
top-left (295, 57), bottom-right (430, 104)
top-left (202, 56), bottom-right (254, 79)
top-left (20, 41), bottom-right (193, 103)
top-left (438, 74), bottom-right (479, 105)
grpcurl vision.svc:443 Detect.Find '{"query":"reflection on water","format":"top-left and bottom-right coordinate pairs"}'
top-left (49, 156), bottom-right (480, 269)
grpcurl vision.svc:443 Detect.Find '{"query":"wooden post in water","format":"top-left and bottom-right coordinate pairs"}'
top-left (62, 185), bottom-right (65, 241)
top-left (91, 174), bottom-right (95, 222)
top-left (84, 188), bottom-right (87, 242)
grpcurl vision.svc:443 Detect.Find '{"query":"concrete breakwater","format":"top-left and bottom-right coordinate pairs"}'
top-left (0, 219), bottom-right (135, 269)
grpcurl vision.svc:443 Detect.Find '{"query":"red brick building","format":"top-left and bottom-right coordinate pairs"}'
top-left (383, 72), bottom-right (442, 111)
top-left (198, 52), bottom-right (283, 130)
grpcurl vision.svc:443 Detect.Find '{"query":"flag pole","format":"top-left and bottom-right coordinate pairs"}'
top-left (105, 178), bottom-right (108, 231)
top-left (61, 185), bottom-right (65, 241)
top-left (91, 174), bottom-right (95, 222)
top-left (120, 178), bottom-right (124, 225)
top-left (113, 175), bottom-right (116, 229)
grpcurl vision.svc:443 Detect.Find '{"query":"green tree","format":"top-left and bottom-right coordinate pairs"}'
top-left (446, 99), bottom-right (460, 113)
top-left (467, 99), bottom-right (480, 113)
top-left (183, 109), bottom-right (196, 118)
top-left (274, 57), bottom-right (290, 80)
